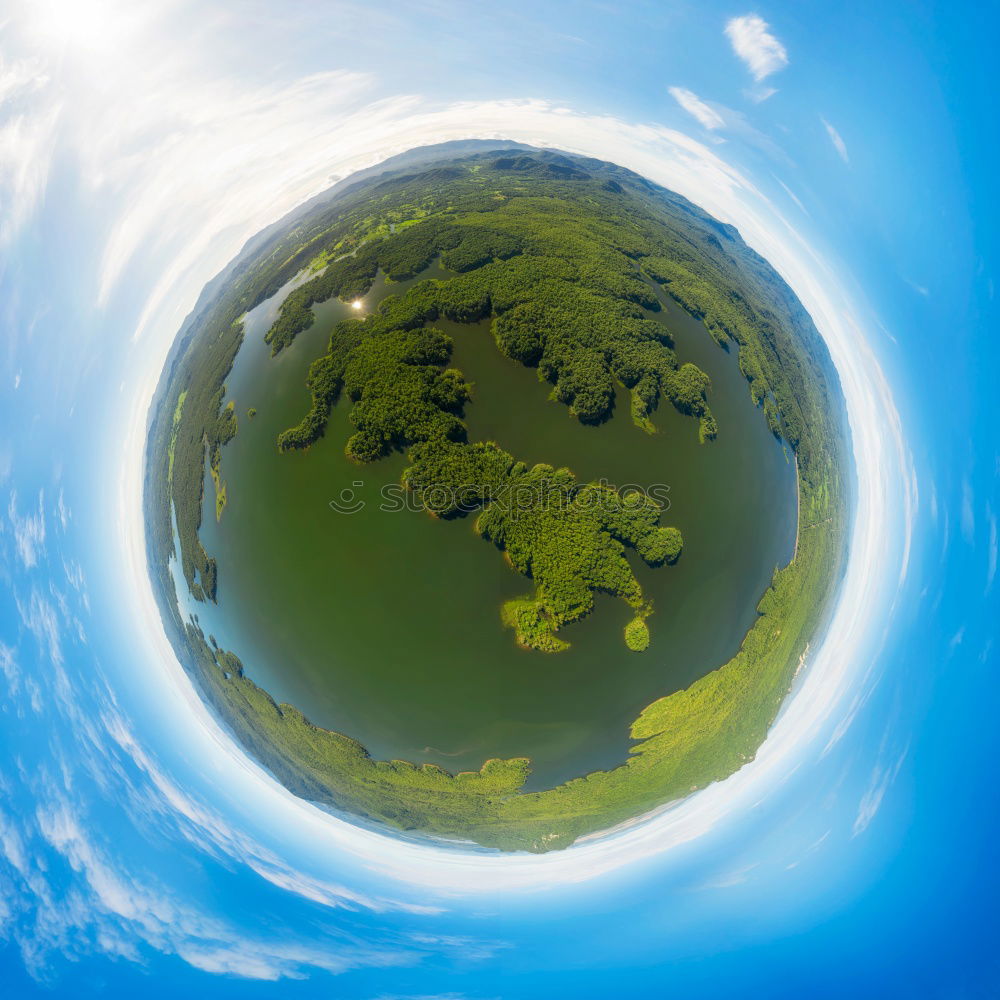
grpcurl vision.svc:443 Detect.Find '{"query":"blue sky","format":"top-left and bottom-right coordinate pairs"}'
top-left (0, 1), bottom-right (997, 996)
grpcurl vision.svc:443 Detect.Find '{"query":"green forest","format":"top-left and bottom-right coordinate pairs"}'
top-left (144, 146), bottom-right (848, 851)
top-left (262, 216), bottom-right (697, 649)
top-left (404, 439), bottom-right (682, 651)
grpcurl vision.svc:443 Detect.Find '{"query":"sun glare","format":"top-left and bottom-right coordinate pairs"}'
top-left (30, 0), bottom-right (131, 56)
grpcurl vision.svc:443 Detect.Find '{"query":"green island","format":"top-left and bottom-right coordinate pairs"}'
top-left (144, 144), bottom-right (848, 852)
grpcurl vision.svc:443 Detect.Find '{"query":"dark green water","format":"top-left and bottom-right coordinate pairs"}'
top-left (197, 265), bottom-right (797, 789)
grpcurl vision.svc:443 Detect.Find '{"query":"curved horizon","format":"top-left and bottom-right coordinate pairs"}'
top-left (116, 110), bottom-right (911, 889)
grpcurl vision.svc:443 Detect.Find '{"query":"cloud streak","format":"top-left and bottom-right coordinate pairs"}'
top-left (7, 488), bottom-right (46, 568)
top-left (669, 87), bottom-right (724, 130)
top-left (822, 117), bottom-right (850, 163)
top-left (853, 747), bottom-right (908, 836)
top-left (0, 45), bottom-right (59, 250)
top-left (0, 798), bottom-right (415, 982)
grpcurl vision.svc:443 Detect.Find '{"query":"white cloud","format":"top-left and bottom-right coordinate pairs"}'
top-left (725, 14), bottom-right (788, 82)
top-left (17, 591), bottom-right (62, 666)
top-left (0, 50), bottom-right (59, 249)
top-left (7, 488), bottom-right (46, 568)
top-left (697, 862), bottom-right (758, 889)
top-left (14, 589), bottom-right (74, 715)
top-left (55, 489), bottom-right (69, 531)
top-left (89, 68), bottom-right (376, 325)
top-left (670, 87), bottom-right (793, 164)
top-left (852, 747), bottom-right (907, 836)
top-left (774, 176), bottom-right (809, 217)
top-left (407, 932), bottom-right (508, 963)
top-left (0, 641), bottom-right (22, 701)
top-left (748, 85), bottom-right (777, 104)
top-left (27, 796), bottom-right (412, 981)
top-left (669, 87), bottom-right (724, 130)
top-left (100, 710), bottom-right (441, 916)
top-left (0, 809), bottom-right (30, 877)
top-left (822, 117), bottom-right (849, 163)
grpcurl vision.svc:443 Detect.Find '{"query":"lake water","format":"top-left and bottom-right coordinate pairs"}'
top-left (196, 264), bottom-right (797, 789)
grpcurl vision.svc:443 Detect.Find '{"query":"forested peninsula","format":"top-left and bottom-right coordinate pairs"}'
top-left (145, 145), bottom-right (848, 852)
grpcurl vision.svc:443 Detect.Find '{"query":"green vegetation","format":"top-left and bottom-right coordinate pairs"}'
top-left (166, 390), bottom-right (187, 484)
top-left (273, 187), bottom-right (716, 449)
top-left (144, 146), bottom-right (848, 852)
top-left (281, 323), bottom-right (470, 460)
top-left (404, 439), bottom-right (681, 650)
top-left (502, 597), bottom-right (569, 653)
top-left (247, 407), bottom-right (257, 419)
top-left (214, 481), bottom-right (227, 520)
top-left (625, 615), bottom-right (651, 652)
top-left (275, 303), bottom-right (683, 648)
top-left (208, 401), bottom-right (235, 521)
top-left (177, 490), bottom-right (837, 852)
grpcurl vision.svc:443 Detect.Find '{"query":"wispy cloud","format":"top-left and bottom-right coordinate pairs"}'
top-left (853, 747), bottom-right (908, 836)
top-left (13, 587), bottom-right (76, 716)
top-left (822, 117), bottom-right (849, 163)
top-left (774, 176), bottom-right (810, 217)
top-left (697, 862), bottom-right (758, 889)
top-left (101, 711), bottom-right (440, 917)
top-left (725, 14), bottom-right (788, 82)
top-left (7, 488), bottom-right (46, 568)
top-left (666, 88), bottom-right (796, 165)
top-left (0, 50), bottom-right (59, 250)
top-left (960, 478), bottom-right (975, 543)
top-left (374, 994), bottom-right (490, 1000)
top-left (16, 589), bottom-right (63, 667)
top-left (26, 797), bottom-right (412, 981)
top-left (90, 68), bottom-right (375, 327)
top-left (0, 640), bottom-right (22, 700)
top-left (407, 932), bottom-right (509, 963)
top-left (55, 489), bottom-right (70, 531)
top-left (669, 87), bottom-right (724, 130)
